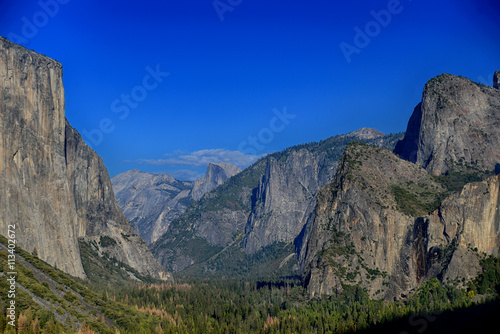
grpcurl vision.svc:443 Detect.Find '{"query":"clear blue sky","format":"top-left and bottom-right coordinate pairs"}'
top-left (1, 0), bottom-right (499, 180)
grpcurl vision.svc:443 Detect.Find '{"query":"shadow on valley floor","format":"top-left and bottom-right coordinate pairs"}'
top-left (356, 298), bottom-right (500, 334)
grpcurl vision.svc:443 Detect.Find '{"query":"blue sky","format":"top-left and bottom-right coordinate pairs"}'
top-left (1, 0), bottom-right (499, 180)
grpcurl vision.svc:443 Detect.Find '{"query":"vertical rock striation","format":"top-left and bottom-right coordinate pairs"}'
top-left (0, 36), bottom-right (169, 280)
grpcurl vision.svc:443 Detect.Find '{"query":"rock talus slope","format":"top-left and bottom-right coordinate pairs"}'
top-left (0, 36), bottom-right (169, 280)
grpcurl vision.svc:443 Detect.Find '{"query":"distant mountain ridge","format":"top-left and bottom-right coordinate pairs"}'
top-left (111, 162), bottom-right (241, 244)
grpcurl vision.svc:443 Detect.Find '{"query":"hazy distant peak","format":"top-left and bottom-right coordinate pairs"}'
top-left (343, 127), bottom-right (385, 140)
top-left (191, 162), bottom-right (241, 201)
top-left (208, 162), bottom-right (242, 175)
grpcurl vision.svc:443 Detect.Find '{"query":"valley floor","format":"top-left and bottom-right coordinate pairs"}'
top-left (2, 234), bottom-right (499, 334)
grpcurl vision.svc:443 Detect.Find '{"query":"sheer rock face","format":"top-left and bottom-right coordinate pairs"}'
top-left (302, 144), bottom-right (445, 299)
top-left (419, 175), bottom-right (500, 284)
top-left (243, 129), bottom-right (399, 255)
top-left (243, 149), bottom-right (336, 254)
top-left (112, 170), bottom-right (194, 245)
top-left (395, 73), bottom-right (500, 175)
top-left (304, 73), bottom-right (500, 300)
top-left (191, 163), bottom-right (241, 201)
top-left (0, 36), bottom-right (169, 280)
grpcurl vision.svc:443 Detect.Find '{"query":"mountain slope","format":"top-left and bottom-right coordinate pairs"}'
top-left (112, 170), bottom-right (194, 245)
top-left (301, 143), bottom-right (447, 299)
top-left (111, 162), bottom-right (240, 245)
top-left (152, 130), bottom-right (404, 273)
top-left (0, 36), bottom-right (168, 280)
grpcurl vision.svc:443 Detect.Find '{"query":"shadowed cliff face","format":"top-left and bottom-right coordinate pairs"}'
top-left (395, 74), bottom-right (500, 175)
top-left (0, 36), bottom-right (169, 280)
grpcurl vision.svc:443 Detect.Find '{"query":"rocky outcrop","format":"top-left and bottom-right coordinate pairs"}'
top-left (0, 36), bottom-right (169, 280)
top-left (395, 73), bottom-right (500, 175)
top-left (415, 174), bottom-right (500, 284)
top-left (302, 143), bottom-right (446, 299)
top-left (191, 162), bottom-right (241, 201)
top-left (243, 130), bottom-right (401, 254)
top-left (112, 170), bottom-right (194, 244)
top-left (494, 71), bottom-right (499, 89)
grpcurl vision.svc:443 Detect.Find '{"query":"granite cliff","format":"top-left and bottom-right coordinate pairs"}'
top-left (111, 170), bottom-right (194, 245)
top-left (394, 73), bottom-right (500, 175)
top-left (301, 143), bottom-right (447, 299)
top-left (304, 73), bottom-right (500, 299)
top-left (0, 36), bottom-right (169, 280)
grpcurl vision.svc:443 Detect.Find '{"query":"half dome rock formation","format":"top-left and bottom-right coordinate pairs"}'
top-left (191, 162), bottom-right (241, 201)
top-left (111, 162), bottom-right (240, 245)
top-left (0, 36), bottom-right (169, 280)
